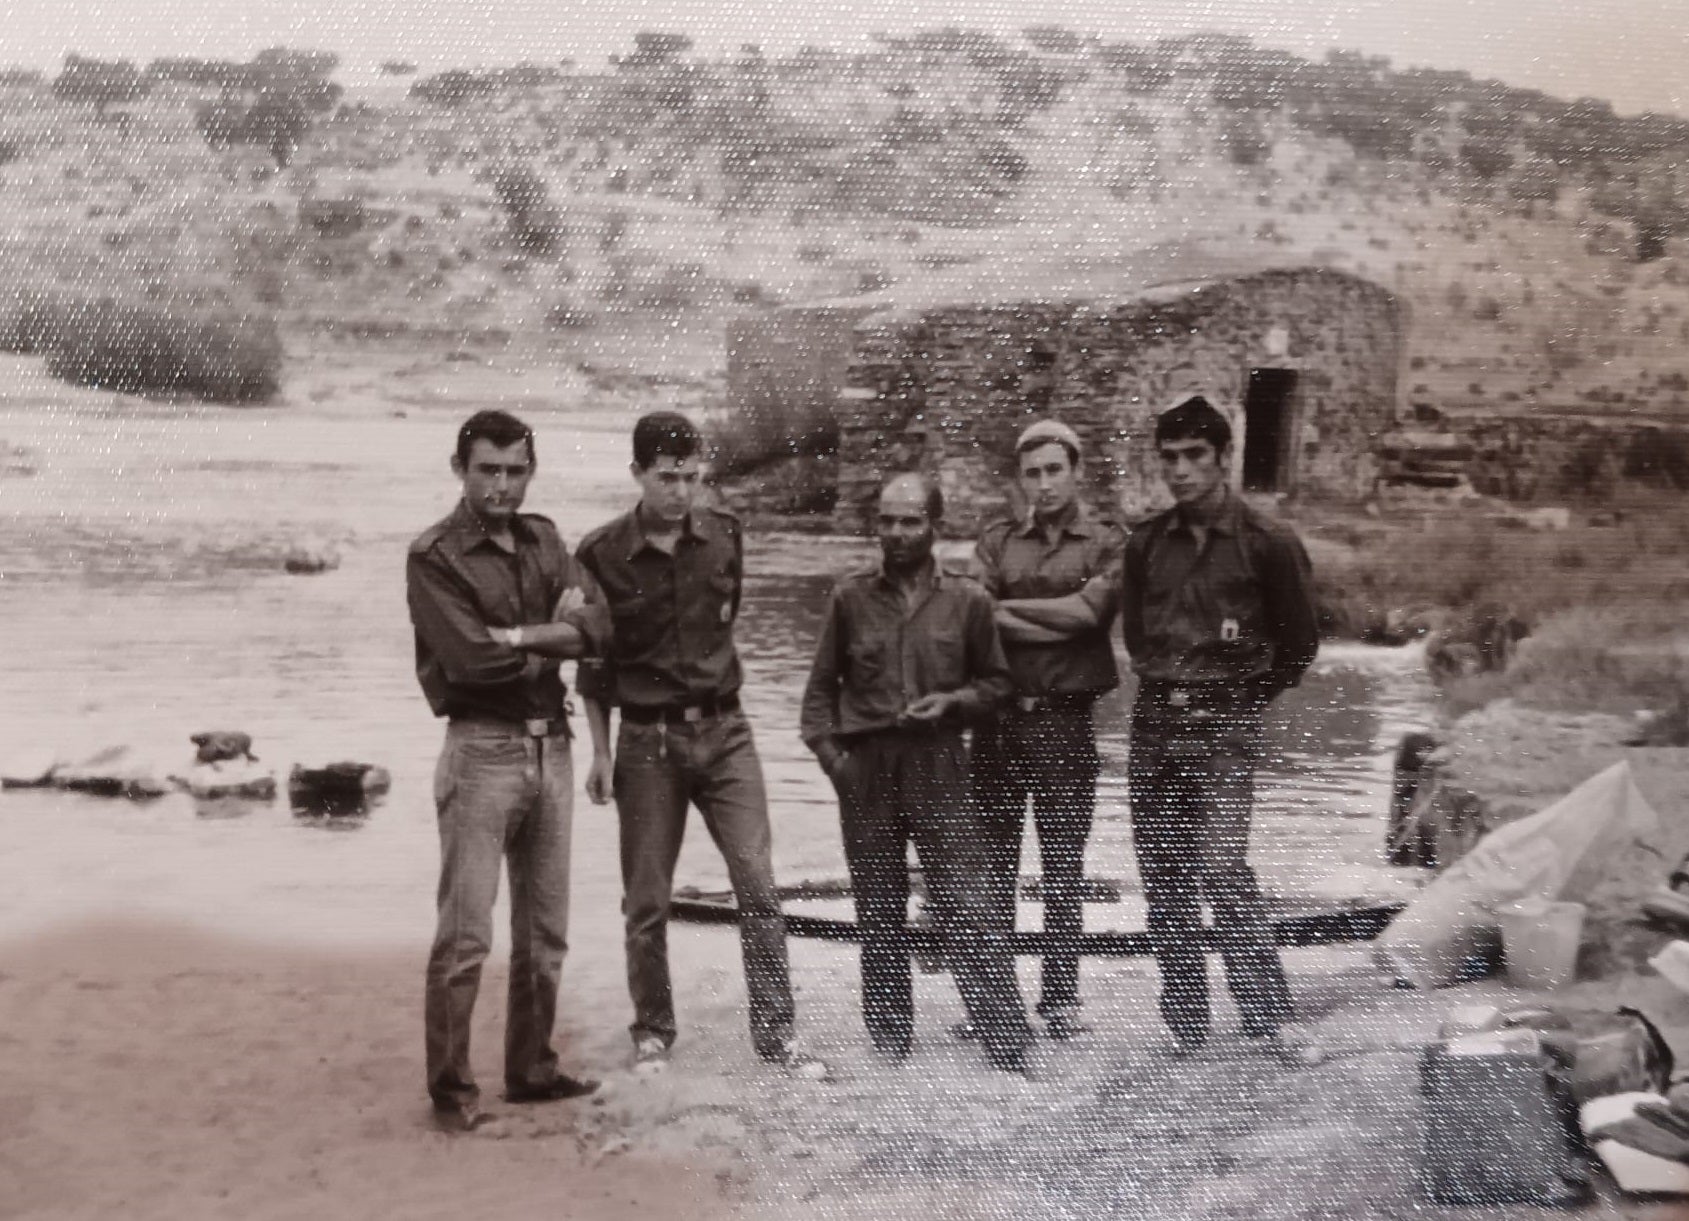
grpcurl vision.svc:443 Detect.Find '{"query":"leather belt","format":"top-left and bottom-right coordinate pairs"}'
top-left (449, 714), bottom-right (569, 738)
top-left (621, 693), bottom-right (740, 725)
top-left (1010, 692), bottom-right (1098, 714)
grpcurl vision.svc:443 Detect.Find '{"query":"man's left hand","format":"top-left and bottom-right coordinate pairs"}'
top-left (553, 587), bottom-right (585, 619)
top-left (900, 692), bottom-right (953, 724)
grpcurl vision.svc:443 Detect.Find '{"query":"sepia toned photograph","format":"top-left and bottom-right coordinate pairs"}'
top-left (3, 2), bottom-right (1689, 1217)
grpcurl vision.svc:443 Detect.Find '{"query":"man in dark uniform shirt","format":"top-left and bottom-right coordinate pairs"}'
top-left (972, 420), bottom-right (1127, 1041)
top-left (801, 472), bottom-right (1034, 1073)
top-left (576, 412), bottom-right (826, 1080)
top-left (406, 409), bottom-right (609, 1133)
top-left (1121, 395), bottom-right (1321, 1063)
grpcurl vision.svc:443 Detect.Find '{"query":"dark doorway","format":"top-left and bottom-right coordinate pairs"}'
top-left (1242, 368), bottom-right (1299, 492)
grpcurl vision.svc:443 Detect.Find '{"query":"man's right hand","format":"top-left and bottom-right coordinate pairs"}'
top-left (554, 586), bottom-right (586, 619)
top-left (586, 752), bottom-right (613, 805)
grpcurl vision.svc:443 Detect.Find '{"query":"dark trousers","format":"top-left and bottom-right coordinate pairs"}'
top-left (612, 710), bottom-right (794, 1059)
top-left (972, 702), bottom-right (1099, 1016)
top-left (425, 720), bottom-right (573, 1110)
top-left (834, 728), bottom-right (1031, 1064)
top-left (1127, 697), bottom-right (1294, 1044)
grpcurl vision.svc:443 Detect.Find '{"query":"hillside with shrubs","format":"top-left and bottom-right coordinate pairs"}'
top-left (0, 28), bottom-right (1686, 409)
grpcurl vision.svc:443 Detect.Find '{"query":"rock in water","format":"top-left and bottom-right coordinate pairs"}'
top-left (172, 758), bottom-right (277, 800)
top-left (289, 762), bottom-right (390, 815)
top-left (283, 539), bottom-right (341, 574)
top-left (190, 730), bottom-right (256, 763)
top-left (51, 745), bottom-right (172, 799)
top-left (0, 747), bottom-right (60, 788)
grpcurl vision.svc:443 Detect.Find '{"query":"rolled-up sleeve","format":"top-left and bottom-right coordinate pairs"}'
top-left (406, 550), bottom-right (526, 687)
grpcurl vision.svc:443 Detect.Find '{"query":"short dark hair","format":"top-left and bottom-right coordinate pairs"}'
top-left (1154, 395), bottom-right (1232, 453)
top-left (1016, 435), bottom-right (1078, 470)
top-left (456, 409), bottom-right (535, 466)
top-left (632, 411), bottom-right (702, 470)
top-left (880, 471), bottom-right (944, 522)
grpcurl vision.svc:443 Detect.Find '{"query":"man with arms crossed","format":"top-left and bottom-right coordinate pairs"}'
top-left (575, 412), bottom-right (826, 1079)
top-left (1122, 396), bottom-right (1320, 1062)
top-left (971, 420), bottom-right (1126, 1041)
top-left (406, 409), bottom-right (607, 1133)
top-left (801, 472), bottom-right (1034, 1073)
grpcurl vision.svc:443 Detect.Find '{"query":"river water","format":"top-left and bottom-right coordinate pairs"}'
top-left (0, 354), bottom-right (1436, 950)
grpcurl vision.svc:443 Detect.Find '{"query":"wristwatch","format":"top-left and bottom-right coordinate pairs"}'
top-left (507, 625), bottom-right (525, 648)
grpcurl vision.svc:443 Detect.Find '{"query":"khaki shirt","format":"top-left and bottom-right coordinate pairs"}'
top-left (974, 504), bottom-right (1127, 696)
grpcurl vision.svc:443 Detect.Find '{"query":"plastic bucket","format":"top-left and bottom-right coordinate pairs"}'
top-left (1497, 899), bottom-right (1586, 990)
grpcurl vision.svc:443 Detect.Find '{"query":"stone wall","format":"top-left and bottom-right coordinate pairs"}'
top-left (1439, 411), bottom-right (1689, 502)
top-left (831, 268), bottom-right (1402, 535)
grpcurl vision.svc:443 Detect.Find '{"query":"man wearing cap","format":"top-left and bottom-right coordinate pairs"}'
top-left (971, 419), bottom-right (1127, 1041)
top-left (1122, 395), bottom-right (1320, 1061)
top-left (576, 411), bottom-right (826, 1080)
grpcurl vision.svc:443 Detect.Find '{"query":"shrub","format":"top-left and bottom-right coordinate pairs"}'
top-left (0, 289), bottom-right (67, 354)
top-left (42, 300), bottom-right (282, 402)
top-left (410, 70), bottom-right (496, 107)
top-left (486, 163), bottom-right (562, 255)
top-left (54, 54), bottom-right (148, 111)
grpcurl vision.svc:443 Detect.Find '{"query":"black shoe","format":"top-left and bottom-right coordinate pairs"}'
top-left (872, 1037), bottom-right (911, 1063)
top-left (433, 1101), bottom-right (497, 1133)
top-left (987, 1044), bottom-right (1031, 1075)
top-left (502, 1073), bottom-right (600, 1103)
top-left (1042, 1010), bottom-right (1092, 1041)
top-left (1154, 1033), bottom-right (1208, 1060)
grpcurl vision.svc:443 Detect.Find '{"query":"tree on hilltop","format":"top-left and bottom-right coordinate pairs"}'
top-left (54, 54), bottom-right (148, 113)
top-left (614, 31), bottom-right (693, 70)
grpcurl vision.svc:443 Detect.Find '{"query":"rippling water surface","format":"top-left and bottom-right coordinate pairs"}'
top-left (0, 357), bottom-right (1436, 948)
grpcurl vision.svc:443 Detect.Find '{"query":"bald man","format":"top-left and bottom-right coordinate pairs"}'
top-left (800, 473), bottom-right (1033, 1073)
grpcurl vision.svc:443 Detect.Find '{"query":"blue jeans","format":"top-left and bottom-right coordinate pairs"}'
top-left (612, 710), bottom-right (794, 1058)
top-left (424, 720), bottom-right (573, 1109)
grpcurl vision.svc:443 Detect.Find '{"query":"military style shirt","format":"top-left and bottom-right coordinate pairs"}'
top-left (800, 561), bottom-right (1013, 767)
top-left (1121, 490), bottom-right (1319, 691)
top-left (975, 503), bottom-right (1127, 696)
top-left (574, 505), bottom-right (746, 709)
top-left (406, 500), bottom-right (607, 721)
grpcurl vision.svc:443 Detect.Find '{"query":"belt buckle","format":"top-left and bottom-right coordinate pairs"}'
top-left (1016, 696), bottom-right (1042, 714)
top-left (1167, 688), bottom-right (1190, 709)
top-left (682, 705), bottom-right (705, 723)
top-left (524, 718), bottom-right (550, 738)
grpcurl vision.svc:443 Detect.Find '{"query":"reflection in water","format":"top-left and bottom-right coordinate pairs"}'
top-left (0, 378), bottom-right (1435, 948)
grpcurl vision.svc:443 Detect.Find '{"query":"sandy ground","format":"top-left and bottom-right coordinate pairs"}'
top-left (9, 903), bottom-right (1689, 1220)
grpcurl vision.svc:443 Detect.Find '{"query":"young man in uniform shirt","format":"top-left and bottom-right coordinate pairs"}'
top-left (1121, 395), bottom-right (1321, 1063)
top-left (801, 472), bottom-right (1034, 1073)
top-left (406, 409), bottom-right (608, 1133)
top-left (972, 420), bottom-right (1127, 1041)
top-left (575, 412), bottom-right (826, 1079)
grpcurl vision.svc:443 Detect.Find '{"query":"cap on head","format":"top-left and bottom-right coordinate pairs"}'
top-left (1015, 419), bottom-right (1082, 463)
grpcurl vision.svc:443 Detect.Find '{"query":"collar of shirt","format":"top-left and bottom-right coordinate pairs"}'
top-left (873, 557), bottom-right (948, 597)
top-left (443, 498), bottom-right (538, 555)
top-left (1017, 501), bottom-right (1097, 542)
top-left (612, 505), bottom-right (719, 561)
top-left (1167, 487), bottom-right (1244, 540)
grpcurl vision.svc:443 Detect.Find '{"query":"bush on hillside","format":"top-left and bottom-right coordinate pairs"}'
top-left (486, 163), bottom-right (563, 255)
top-left (42, 300), bottom-right (282, 403)
top-left (53, 55), bottom-right (148, 112)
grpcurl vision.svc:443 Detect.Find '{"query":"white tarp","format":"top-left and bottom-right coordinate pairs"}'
top-left (1376, 760), bottom-right (1660, 989)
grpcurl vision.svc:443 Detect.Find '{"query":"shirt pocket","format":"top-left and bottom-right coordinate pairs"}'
top-left (930, 621), bottom-right (967, 678)
top-left (707, 571), bottom-right (737, 626)
top-left (847, 635), bottom-right (887, 682)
